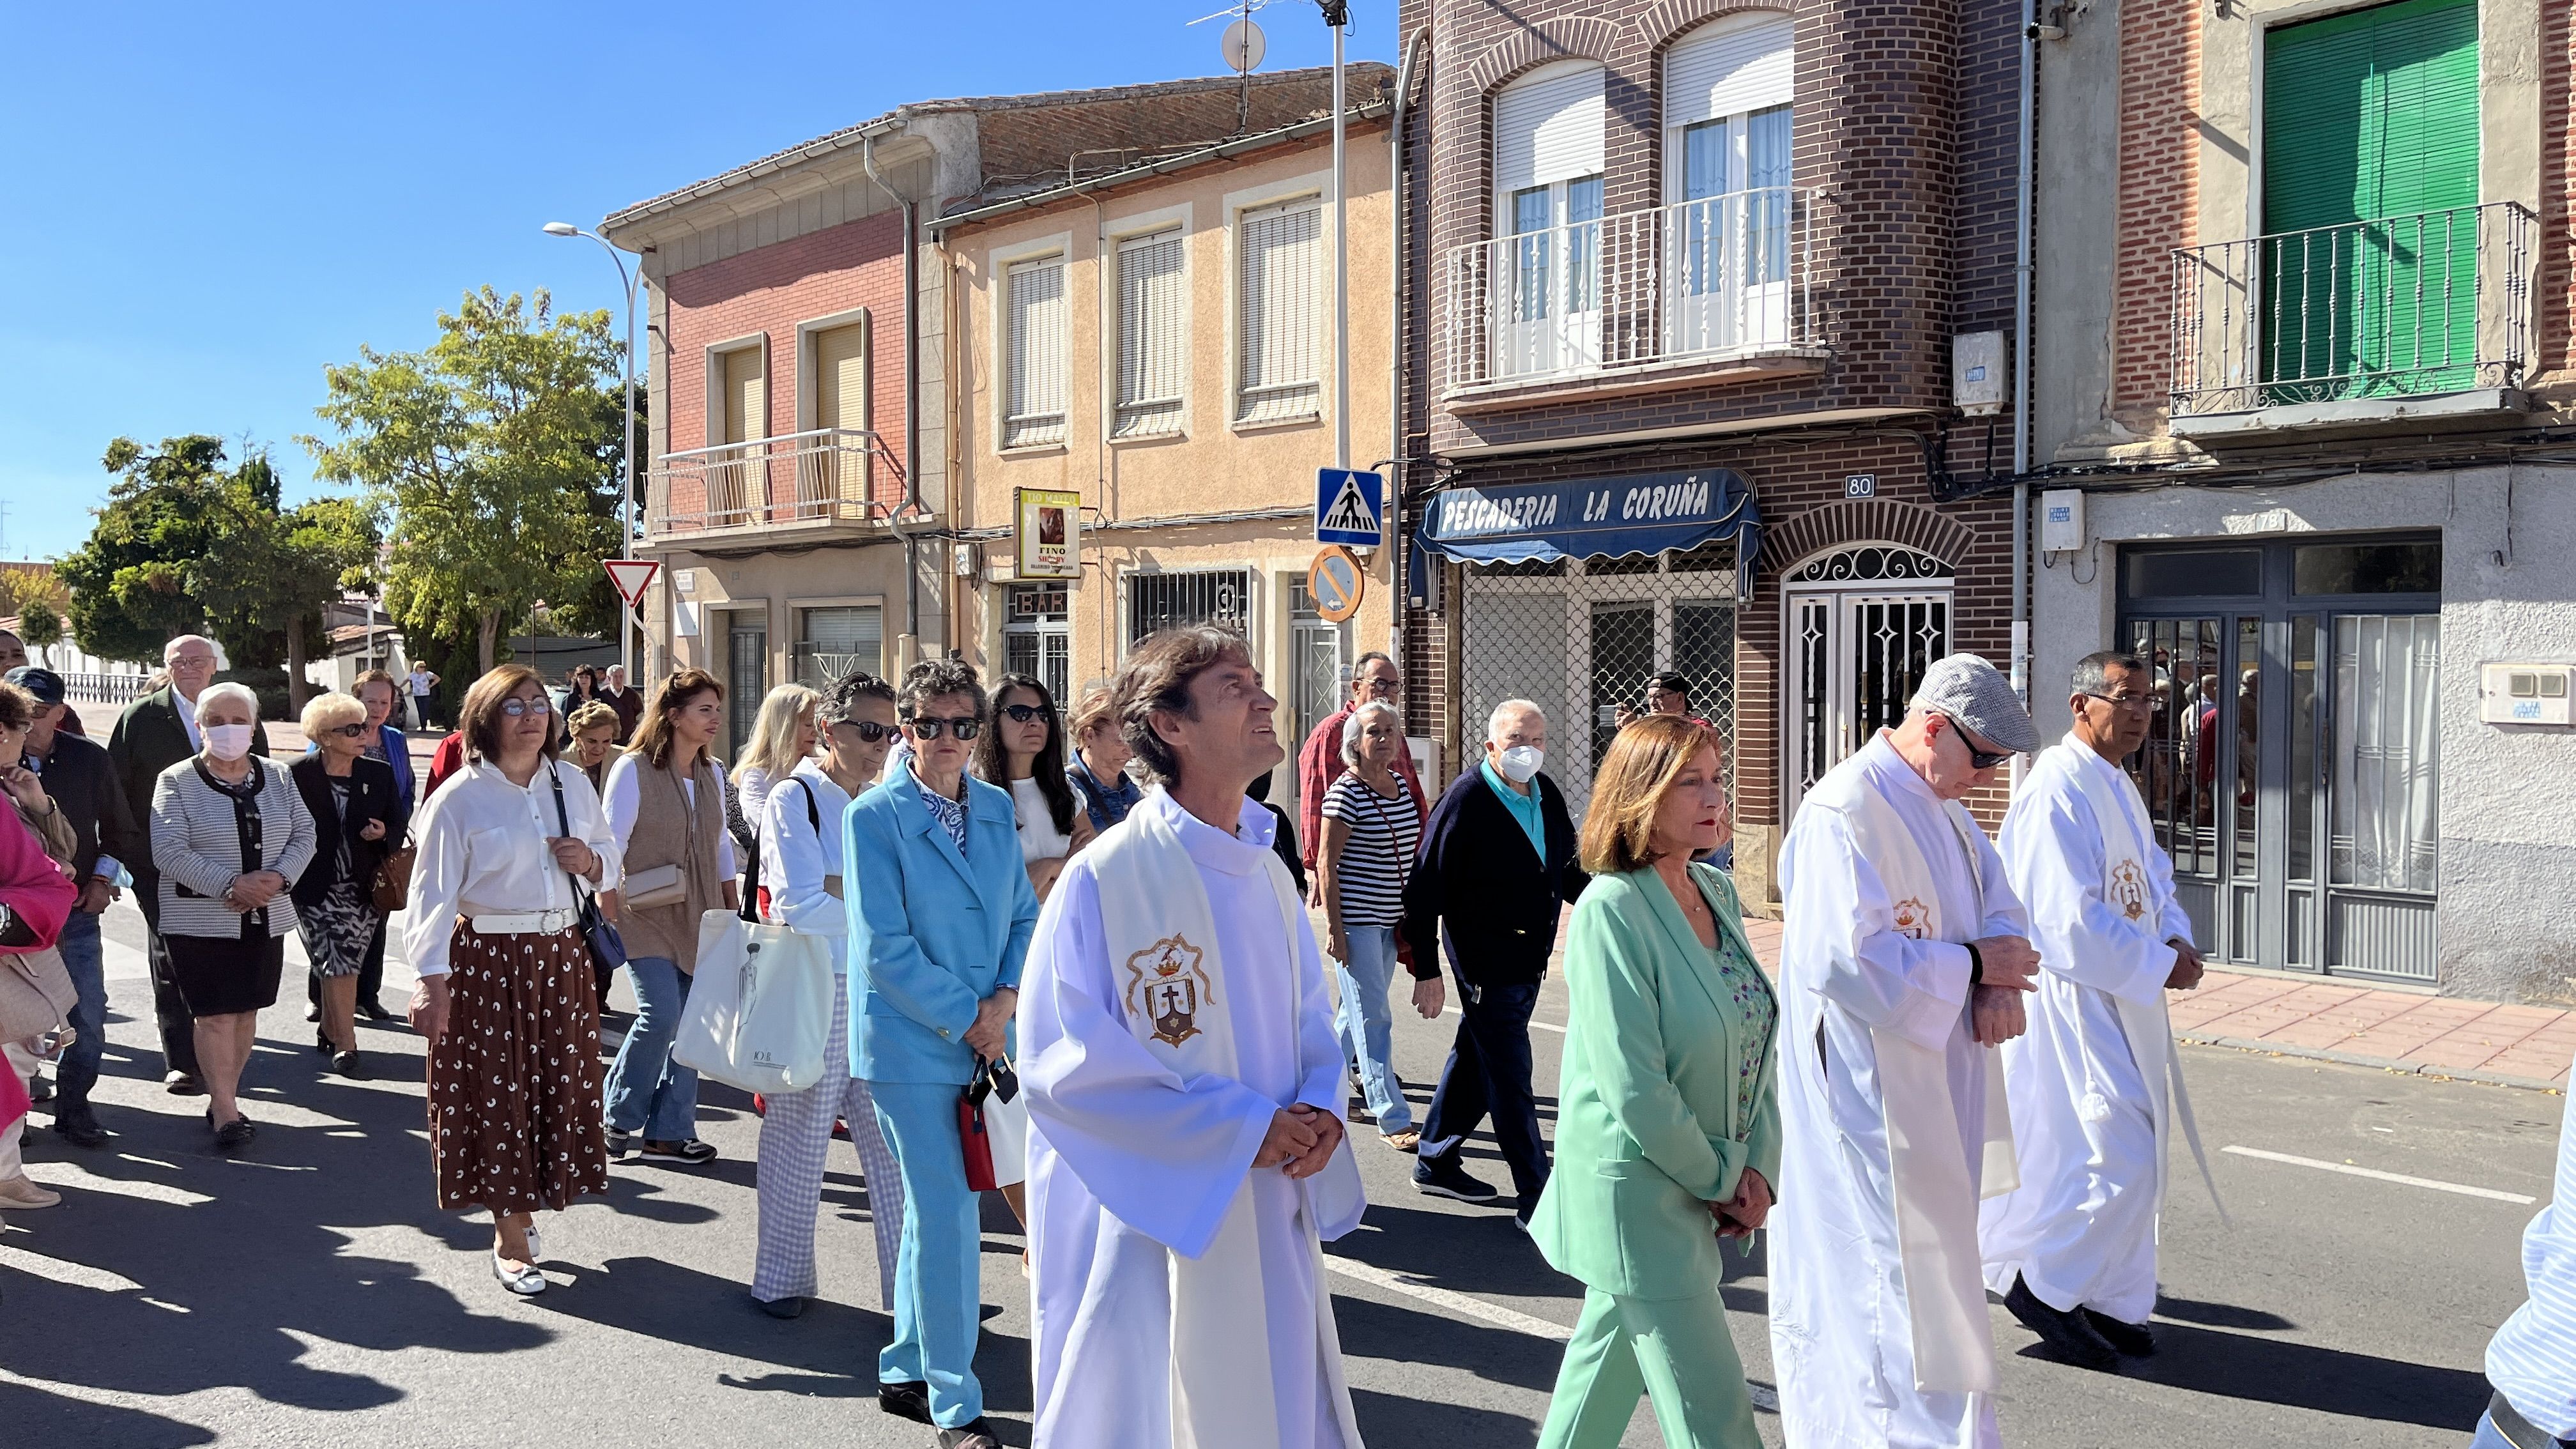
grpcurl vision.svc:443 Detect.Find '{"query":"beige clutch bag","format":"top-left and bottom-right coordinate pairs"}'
top-left (624, 863), bottom-right (686, 910)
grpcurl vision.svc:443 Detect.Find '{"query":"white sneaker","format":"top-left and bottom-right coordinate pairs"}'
top-left (0, 1175), bottom-right (63, 1209)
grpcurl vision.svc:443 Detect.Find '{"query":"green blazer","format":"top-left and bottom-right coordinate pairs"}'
top-left (1531, 862), bottom-right (1782, 1301)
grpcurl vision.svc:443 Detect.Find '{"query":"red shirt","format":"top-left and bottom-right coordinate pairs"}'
top-left (1296, 704), bottom-right (1425, 871)
top-left (422, 732), bottom-right (468, 797)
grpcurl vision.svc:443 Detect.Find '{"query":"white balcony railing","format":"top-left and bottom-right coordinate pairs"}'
top-left (652, 427), bottom-right (900, 535)
top-left (1442, 187), bottom-right (1822, 395)
top-left (2169, 201), bottom-right (2536, 418)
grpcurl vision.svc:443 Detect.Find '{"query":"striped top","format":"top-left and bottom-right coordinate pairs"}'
top-left (1322, 770), bottom-right (1420, 928)
top-left (2487, 1042), bottom-right (2576, 1438)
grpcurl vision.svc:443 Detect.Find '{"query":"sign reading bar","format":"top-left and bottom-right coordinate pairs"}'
top-left (1016, 488), bottom-right (1082, 581)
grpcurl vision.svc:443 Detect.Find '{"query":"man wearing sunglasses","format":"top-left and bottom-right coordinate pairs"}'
top-left (1772, 653), bottom-right (2042, 1449)
top-left (1981, 650), bottom-right (2212, 1372)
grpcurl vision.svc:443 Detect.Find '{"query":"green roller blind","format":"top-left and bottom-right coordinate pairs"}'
top-left (2260, 0), bottom-right (2480, 399)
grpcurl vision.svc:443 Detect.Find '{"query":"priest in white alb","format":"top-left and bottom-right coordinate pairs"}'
top-left (1020, 625), bottom-right (1367, 1449)
top-left (1770, 654), bottom-right (2043, 1449)
top-left (1981, 649), bottom-right (2214, 1368)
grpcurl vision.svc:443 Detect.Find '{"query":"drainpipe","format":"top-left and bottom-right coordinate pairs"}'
top-left (1388, 24), bottom-right (1429, 664)
top-left (863, 128), bottom-right (924, 647)
top-left (2010, 0), bottom-right (2038, 775)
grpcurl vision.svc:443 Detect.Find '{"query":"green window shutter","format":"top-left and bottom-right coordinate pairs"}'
top-left (2260, 0), bottom-right (2480, 399)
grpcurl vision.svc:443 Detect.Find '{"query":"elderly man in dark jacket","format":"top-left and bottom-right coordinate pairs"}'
top-left (1402, 698), bottom-right (1587, 1222)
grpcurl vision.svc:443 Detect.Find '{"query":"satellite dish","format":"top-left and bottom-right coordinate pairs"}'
top-left (1222, 17), bottom-right (1266, 73)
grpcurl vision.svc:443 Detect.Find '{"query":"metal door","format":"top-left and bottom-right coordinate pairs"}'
top-left (725, 615), bottom-right (767, 762)
top-left (1780, 546), bottom-right (1954, 822)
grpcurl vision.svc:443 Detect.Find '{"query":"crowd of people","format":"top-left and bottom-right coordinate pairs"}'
top-left (0, 627), bottom-right (2568, 1449)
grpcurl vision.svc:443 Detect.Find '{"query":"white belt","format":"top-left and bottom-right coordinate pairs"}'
top-left (469, 909), bottom-right (576, 936)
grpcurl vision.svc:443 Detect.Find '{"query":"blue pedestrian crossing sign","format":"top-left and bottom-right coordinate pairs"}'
top-left (1314, 468), bottom-right (1385, 547)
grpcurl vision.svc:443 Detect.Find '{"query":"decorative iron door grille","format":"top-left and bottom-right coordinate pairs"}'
top-left (1780, 546), bottom-right (1954, 823)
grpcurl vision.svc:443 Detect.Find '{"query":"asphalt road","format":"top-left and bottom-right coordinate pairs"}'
top-left (0, 896), bottom-right (2557, 1447)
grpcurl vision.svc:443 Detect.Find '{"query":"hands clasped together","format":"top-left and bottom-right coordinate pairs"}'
top-left (1707, 1166), bottom-right (1772, 1241)
top-left (1969, 932), bottom-right (2041, 1046)
top-left (1255, 1104), bottom-right (1347, 1180)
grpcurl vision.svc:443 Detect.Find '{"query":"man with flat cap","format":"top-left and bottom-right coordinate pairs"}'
top-left (1770, 654), bottom-right (2043, 1448)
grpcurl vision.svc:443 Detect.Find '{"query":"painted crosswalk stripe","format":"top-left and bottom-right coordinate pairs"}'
top-left (2221, 1144), bottom-right (2536, 1204)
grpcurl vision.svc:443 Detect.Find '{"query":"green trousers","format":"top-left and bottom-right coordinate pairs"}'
top-left (1537, 1285), bottom-right (1762, 1449)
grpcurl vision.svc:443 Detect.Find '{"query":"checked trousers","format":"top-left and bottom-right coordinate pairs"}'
top-left (753, 967), bottom-right (907, 1308)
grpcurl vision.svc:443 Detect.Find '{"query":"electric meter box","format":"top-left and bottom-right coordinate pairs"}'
top-left (1954, 330), bottom-right (2007, 415)
top-left (2039, 489), bottom-right (2086, 554)
top-left (2480, 663), bottom-right (2575, 725)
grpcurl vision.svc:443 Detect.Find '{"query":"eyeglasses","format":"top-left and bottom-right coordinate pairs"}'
top-left (2081, 692), bottom-right (2165, 715)
top-left (905, 715), bottom-right (981, 741)
top-left (833, 720), bottom-right (898, 743)
top-left (500, 697), bottom-right (553, 718)
top-left (326, 723), bottom-right (371, 739)
top-left (1943, 716), bottom-right (2013, 770)
top-left (999, 702), bottom-right (1052, 724)
top-left (1354, 677), bottom-right (1399, 696)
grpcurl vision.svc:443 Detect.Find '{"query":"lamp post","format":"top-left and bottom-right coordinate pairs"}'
top-left (544, 222), bottom-right (642, 682)
top-left (1320, 0), bottom-right (1351, 473)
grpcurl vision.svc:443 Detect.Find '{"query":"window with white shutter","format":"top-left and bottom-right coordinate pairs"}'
top-left (1004, 256), bottom-right (1068, 448)
top-left (1115, 230), bottom-right (1187, 438)
top-left (1235, 199), bottom-right (1322, 425)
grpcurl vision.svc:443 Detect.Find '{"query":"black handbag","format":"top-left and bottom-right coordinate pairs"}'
top-left (548, 766), bottom-right (627, 974)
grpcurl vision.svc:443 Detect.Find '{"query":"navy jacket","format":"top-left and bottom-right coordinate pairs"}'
top-left (1401, 767), bottom-right (1588, 986)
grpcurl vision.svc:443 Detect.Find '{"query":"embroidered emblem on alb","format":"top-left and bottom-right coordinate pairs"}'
top-left (1123, 934), bottom-right (1214, 1047)
top-left (2109, 859), bottom-right (2148, 922)
top-left (1890, 896), bottom-right (1931, 940)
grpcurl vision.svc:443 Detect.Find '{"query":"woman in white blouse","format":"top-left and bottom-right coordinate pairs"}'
top-left (748, 671), bottom-right (910, 1321)
top-left (405, 665), bottom-right (621, 1296)
top-left (970, 673), bottom-right (1092, 902)
top-left (727, 683), bottom-right (818, 877)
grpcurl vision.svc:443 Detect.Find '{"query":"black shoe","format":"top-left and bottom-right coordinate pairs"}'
top-left (52, 1111), bottom-right (111, 1149)
top-left (305, 1004), bottom-right (322, 1023)
top-left (877, 1380), bottom-right (933, 1425)
top-left (333, 1051), bottom-right (369, 1080)
top-left (165, 1072), bottom-right (206, 1097)
top-left (315, 1029), bottom-right (332, 1054)
top-left (640, 1138), bottom-right (719, 1164)
top-left (757, 1294), bottom-right (805, 1319)
top-left (1413, 1154), bottom-right (1501, 1205)
top-left (2082, 1307), bottom-right (2156, 1358)
top-left (27, 1074), bottom-right (52, 1103)
top-left (2004, 1275), bottom-right (2119, 1370)
top-left (211, 1114), bottom-right (257, 1153)
top-left (936, 1418), bottom-right (1003, 1449)
top-left (358, 999), bottom-right (396, 1023)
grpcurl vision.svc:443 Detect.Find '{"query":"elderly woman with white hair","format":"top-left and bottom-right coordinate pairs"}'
top-left (149, 680), bottom-right (316, 1149)
top-left (1315, 696), bottom-right (1426, 1151)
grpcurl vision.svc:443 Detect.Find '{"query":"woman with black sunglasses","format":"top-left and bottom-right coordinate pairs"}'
top-left (972, 674), bottom-right (1094, 905)
top-left (289, 691), bottom-right (402, 1078)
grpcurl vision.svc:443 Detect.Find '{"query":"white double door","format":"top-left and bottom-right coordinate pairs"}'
top-left (1782, 579), bottom-right (1952, 821)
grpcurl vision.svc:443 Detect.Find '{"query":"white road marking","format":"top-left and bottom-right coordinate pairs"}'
top-left (0, 1245), bottom-right (146, 1294)
top-left (1440, 1005), bottom-right (1565, 1034)
top-left (2221, 1145), bottom-right (2536, 1204)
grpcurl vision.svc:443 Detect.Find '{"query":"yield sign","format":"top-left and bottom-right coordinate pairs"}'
top-left (604, 558), bottom-right (661, 611)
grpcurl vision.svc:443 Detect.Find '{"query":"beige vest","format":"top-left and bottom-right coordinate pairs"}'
top-left (622, 755), bottom-right (725, 972)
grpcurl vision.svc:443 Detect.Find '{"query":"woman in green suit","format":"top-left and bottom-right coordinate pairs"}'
top-left (1530, 712), bottom-right (1780, 1449)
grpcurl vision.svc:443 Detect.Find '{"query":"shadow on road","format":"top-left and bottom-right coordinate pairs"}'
top-left (0, 1380), bottom-right (218, 1449)
top-left (2021, 1319), bottom-right (2486, 1431)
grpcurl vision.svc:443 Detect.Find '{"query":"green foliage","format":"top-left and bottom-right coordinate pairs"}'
top-left (16, 599), bottom-right (63, 663)
top-left (304, 288), bottom-right (625, 675)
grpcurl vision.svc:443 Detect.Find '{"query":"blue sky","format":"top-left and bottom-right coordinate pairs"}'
top-left (0, 1), bottom-right (1393, 560)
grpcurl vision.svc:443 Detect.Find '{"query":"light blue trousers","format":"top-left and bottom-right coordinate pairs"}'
top-left (871, 1080), bottom-right (986, 1428)
top-left (1333, 923), bottom-right (1413, 1134)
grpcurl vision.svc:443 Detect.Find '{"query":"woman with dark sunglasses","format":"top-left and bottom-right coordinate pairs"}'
top-left (972, 674), bottom-right (1094, 905)
top-left (288, 692), bottom-right (402, 1077)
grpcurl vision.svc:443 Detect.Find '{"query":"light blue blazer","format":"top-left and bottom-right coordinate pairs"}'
top-left (843, 764), bottom-right (1039, 1085)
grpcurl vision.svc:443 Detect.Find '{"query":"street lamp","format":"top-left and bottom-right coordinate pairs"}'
top-left (544, 221), bottom-right (643, 682)
top-left (1319, 0), bottom-right (1350, 472)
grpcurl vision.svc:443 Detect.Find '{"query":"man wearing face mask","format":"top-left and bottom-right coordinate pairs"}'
top-left (1401, 700), bottom-right (1587, 1222)
top-left (109, 634), bottom-right (271, 1095)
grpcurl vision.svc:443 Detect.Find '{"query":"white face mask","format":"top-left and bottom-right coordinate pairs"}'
top-left (203, 724), bottom-right (256, 762)
top-left (1493, 744), bottom-right (1544, 784)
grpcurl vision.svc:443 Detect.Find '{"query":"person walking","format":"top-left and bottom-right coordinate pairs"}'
top-left (289, 692), bottom-right (402, 1080)
top-left (975, 673), bottom-right (1092, 903)
top-left (749, 671), bottom-right (909, 1321)
top-left (565, 703), bottom-right (622, 793)
top-left (311, 669), bottom-right (413, 1025)
top-left (148, 680), bottom-right (316, 1152)
top-left (1296, 651), bottom-right (1422, 899)
top-left (1064, 687), bottom-right (1140, 834)
top-left (599, 668), bottom-right (738, 1164)
top-left (110, 634), bottom-right (269, 1096)
top-left (728, 683), bottom-right (820, 889)
top-left (1315, 698), bottom-right (1425, 1152)
top-left (6, 666), bottom-right (134, 1149)
top-left (844, 657), bottom-right (1038, 1448)
top-left (1405, 699), bottom-right (1587, 1219)
top-left (404, 661), bottom-right (441, 732)
top-left (2477, 1039), bottom-right (2576, 1448)
top-left (404, 665), bottom-right (620, 1296)
top-left (1529, 714), bottom-right (1778, 1449)
top-left (599, 665), bottom-right (645, 743)
top-left (0, 757), bottom-right (79, 1212)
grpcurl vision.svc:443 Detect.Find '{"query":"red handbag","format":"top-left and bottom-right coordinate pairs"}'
top-left (958, 1089), bottom-right (999, 1193)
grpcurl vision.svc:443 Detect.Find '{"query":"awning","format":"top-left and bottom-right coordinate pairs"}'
top-left (1413, 468), bottom-right (1763, 594)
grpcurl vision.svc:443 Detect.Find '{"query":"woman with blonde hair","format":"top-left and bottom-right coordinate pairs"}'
top-left (1526, 713), bottom-right (1778, 1449)
top-left (565, 702), bottom-right (622, 793)
top-left (727, 683), bottom-right (819, 885)
top-left (289, 691), bottom-right (401, 1077)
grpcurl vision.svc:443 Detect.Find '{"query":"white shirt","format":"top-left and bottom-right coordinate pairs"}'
top-left (599, 753), bottom-right (739, 877)
top-left (2488, 1043), bottom-right (2576, 1438)
top-left (173, 687), bottom-right (202, 751)
top-left (1012, 776), bottom-right (1076, 865)
top-left (407, 670), bottom-right (433, 696)
top-left (402, 757), bottom-right (622, 977)
top-left (760, 758), bottom-right (855, 937)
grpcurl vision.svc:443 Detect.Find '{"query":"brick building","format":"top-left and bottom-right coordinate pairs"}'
top-left (2030, 0), bottom-right (2576, 1000)
top-left (1395, 0), bottom-right (2030, 910)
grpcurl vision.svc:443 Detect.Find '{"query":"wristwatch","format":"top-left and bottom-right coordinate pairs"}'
top-left (1964, 940), bottom-right (1986, 985)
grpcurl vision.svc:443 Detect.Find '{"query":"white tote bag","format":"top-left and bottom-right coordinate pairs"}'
top-left (673, 908), bottom-right (836, 1094)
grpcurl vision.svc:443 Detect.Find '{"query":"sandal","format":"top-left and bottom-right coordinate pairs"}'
top-left (1382, 1129), bottom-right (1422, 1153)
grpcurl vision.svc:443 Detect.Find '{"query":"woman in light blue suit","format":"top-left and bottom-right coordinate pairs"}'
top-left (843, 657), bottom-right (1038, 1449)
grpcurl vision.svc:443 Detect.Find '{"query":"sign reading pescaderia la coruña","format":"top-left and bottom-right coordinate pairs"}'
top-left (1016, 488), bottom-right (1082, 581)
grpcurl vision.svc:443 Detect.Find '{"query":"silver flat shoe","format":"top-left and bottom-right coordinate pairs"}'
top-left (526, 1225), bottom-right (544, 1262)
top-left (492, 1251), bottom-right (547, 1296)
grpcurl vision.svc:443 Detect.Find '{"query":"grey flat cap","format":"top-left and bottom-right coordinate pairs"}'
top-left (1909, 653), bottom-right (2039, 755)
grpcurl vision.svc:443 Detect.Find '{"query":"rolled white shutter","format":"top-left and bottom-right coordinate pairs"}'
top-left (1005, 256), bottom-right (1068, 447)
top-left (1494, 63), bottom-right (1606, 193)
top-left (1664, 16), bottom-right (1793, 128)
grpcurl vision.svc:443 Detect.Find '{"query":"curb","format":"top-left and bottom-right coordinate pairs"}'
top-left (2179, 1031), bottom-right (2568, 1094)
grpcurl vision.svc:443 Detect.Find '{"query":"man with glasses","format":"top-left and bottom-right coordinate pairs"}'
top-left (1296, 651), bottom-right (1422, 905)
top-left (1980, 650), bottom-right (2211, 1370)
top-left (1771, 654), bottom-right (2042, 1449)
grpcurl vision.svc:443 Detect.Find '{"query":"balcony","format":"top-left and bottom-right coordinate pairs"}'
top-left (2168, 201), bottom-right (2537, 442)
top-left (1440, 187), bottom-right (1828, 411)
top-left (650, 427), bottom-right (906, 542)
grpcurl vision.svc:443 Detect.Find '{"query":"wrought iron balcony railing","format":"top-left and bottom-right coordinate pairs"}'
top-left (2168, 201), bottom-right (2535, 418)
top-left (651, 427), bottom-right (904, 535)
top-left (1441, 187), bottom-right (1823, 395)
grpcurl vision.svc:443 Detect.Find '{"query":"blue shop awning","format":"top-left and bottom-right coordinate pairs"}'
top-left (1413, 469), bottom-right (1763, 593)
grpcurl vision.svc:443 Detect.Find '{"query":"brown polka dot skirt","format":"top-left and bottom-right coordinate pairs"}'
top-left (428, 926), bottom-right (611, 1215)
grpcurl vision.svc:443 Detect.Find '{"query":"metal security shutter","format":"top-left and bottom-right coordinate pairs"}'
top-left (795, 604), bottom-right (882, 687)
top-left (1126, 568), bottom-right (1251, 645)
top-left (1005, 256), bottom-right (1068, 447)
top-left (1116, 230), bottom-right (1187, 438)
top-left (721, 346), bottom-right (765, 445)
top-left (1494, 62), bottom-right (1606, 194)
top-left (1237, 202), bottom-right (1321, 424)
top-left (1664, 15), bottom-right (1793, 130)
top-left (813, 321), bottom-right (870, 508)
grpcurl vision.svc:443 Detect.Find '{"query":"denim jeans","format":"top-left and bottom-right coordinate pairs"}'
top-left (1333, 924), bottom-right (1413, 1135)
top-left (604, 956), bottom-right (700, 1140)
top-left (51, 909), bottom-right (107, 1116)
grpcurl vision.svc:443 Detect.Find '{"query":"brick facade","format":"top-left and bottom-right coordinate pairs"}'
top-left (2106, 0), bottom-right (2200, 429)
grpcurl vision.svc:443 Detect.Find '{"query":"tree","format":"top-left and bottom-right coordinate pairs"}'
top-left (57, 436), bottom-right (245, 664)
top-left (17, 599), bottom-right (63, 666)
top-left (193, 484), bottom-right (378, 712)
top-left (305, 289), bottom-right (622, 674)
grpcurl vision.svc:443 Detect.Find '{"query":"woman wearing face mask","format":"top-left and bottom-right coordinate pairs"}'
top-left (148, 682), bottom-right (318, 1150)
top-left (748, 671), bottom-right (910, 1321)
top-left (1315, 698), bottom-right (1425, 1153)
top-left (972, 674), bottom-right (1092, 903)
